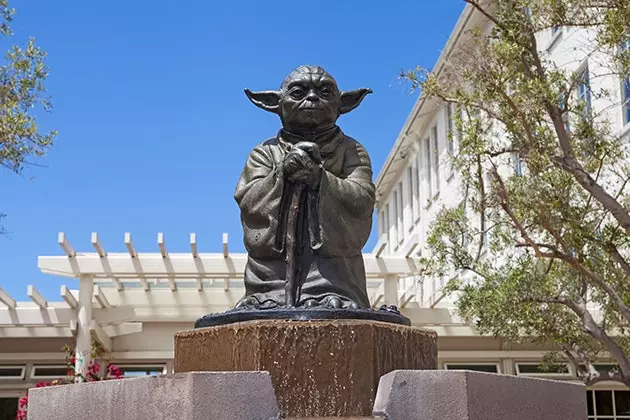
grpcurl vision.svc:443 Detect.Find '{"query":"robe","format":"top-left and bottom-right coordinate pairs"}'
top-left (234, 126), bottom-right (375, 308)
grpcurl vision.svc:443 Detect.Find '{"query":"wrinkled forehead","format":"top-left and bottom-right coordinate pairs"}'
top-left (281, 68), bottom-right (338, 91)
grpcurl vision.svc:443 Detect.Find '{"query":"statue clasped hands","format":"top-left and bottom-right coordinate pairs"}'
top-left (284, 141), bottom-right (322, 190)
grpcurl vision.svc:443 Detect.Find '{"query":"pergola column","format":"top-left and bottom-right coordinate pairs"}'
top-left (75, 275), bottom-right (94, 381)
top-left (383, 275), bottom-right (398, 306)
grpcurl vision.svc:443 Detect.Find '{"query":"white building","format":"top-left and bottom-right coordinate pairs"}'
top-left (1, 4), bottom-right (629, 419)
top-left (374, 4), bottom-right (630, 419)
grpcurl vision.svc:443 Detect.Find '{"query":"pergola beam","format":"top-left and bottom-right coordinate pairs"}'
top-left (112, 278), bottom-right (123, 291)
top-left (58, 232), bottom-right (76, 257)
top-left (158, 233), bottom-right (168, 258)
top-left (0, 306), bottom-right (134, 326)
top-left (222, 233), bottom-right (229, 257)
top-left (61, 285), bottom-right (78, 309)
top-left (91, 232), bottom-right (107, 257)
top-left (124, 232), bottom-right (137, 258)
top-left (0, 326), bottom-right (74, 338)
top-left (90, 320), bottom-right (112, 350)
top-left (39, 253), bottom-right (417, 279)
top-left (373, 234), bottom-right (387, 257)
top-left (93, 286), bottom-right (111, 308)
top-left (103, 322), bottom-right (142, 337)
top-left (404, 234), bottom-right (420, 258)
top-left (190, 233), bottom-right (198, 258)
top-left (27, 285), bottom-right (47, 309)
top-left (0, 287), bottom-right (16, 309)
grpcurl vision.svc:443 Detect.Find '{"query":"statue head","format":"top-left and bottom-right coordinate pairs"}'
top-left (244, 65), bottom-right (372, 134)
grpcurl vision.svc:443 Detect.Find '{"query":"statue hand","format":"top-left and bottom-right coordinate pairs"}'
top-left (293, 141), bottom-right (321, 163)
top-left (284, 147), bottom-right (321, 189)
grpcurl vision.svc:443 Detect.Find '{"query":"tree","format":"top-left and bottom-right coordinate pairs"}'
top-left (0, 0), bottom-right (57, 233)
top-left (402, 0), bottom-right (630, 385)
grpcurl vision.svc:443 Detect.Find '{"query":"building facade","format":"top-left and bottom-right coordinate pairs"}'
top-left (374, 4), bottom-right (630, 419)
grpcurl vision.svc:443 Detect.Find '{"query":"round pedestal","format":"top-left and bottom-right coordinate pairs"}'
top-left (174, 319), bottom-right (437, 418)
top-left (194, 306), bottom-right (411, 328)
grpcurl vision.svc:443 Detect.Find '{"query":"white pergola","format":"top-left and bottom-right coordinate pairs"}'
top-left (0, 232), bottom-right (428, 378)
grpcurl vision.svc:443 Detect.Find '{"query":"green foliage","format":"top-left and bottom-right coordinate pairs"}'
top-left (0, 1), bottom-right (56, 233)
top-left (404, 0), bottom-right (630, 385)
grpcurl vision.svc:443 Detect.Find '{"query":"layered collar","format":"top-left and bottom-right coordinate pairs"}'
top-left (278, 125), bottom-right (343, 159)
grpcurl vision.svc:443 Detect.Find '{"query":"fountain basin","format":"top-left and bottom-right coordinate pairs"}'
top-left (174, 319), bottom-right (437, 418)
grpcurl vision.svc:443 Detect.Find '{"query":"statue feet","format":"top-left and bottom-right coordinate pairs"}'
top-left (235, 296), bottom-right (279, 310)
top-left (236, 295), bottom-right (361, 310)
top-left (300, 295), bottom-right (360, 310)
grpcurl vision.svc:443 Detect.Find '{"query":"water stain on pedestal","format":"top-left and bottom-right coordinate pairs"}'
top-left (174, 319), bottom-right (437, 418)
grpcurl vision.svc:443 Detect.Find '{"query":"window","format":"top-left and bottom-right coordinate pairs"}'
top-left (407, 166), bottom-right (417, 226)
top-left (444, 363), bottom-right (499, 373)
top-left (384, 204), bottom-right (391, 248)
top-left (587, 390), bottom-right (630, 419)
top-left (0, 366), bottom-right (25, 380)
top-left (396, 182), bottom-right (404, 244)
top-left (446, 104), bottom-right (455, 156)
top-left (515, 362), bottom-right (572, 377)
top-left (30, 365), bottom-right (69, 380)
top-left (577, 65), bottom-right (592, 118)
top-left (393, 190), bottom-right (399, 246)
top-left (118, 365), bottom-right (166, 378)
top-left (424, 136), bottom-right (432, 200)
top-left (513, 153), bottom-right (524, 176)
top-left (0, 398), bottom-right (18, 420)
top-left (622, 37), bottom-right (630, 126)
top-left (379, 210), bottom-right (386, 237)
top-left (623, 78), bottom-right (630, 126)
top-left (431, 125), bottom-right (440, 195)
top-left (415, 155), bottom-right (421, 218)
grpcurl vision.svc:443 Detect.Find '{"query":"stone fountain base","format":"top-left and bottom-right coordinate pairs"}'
top-left (174, 319), bottom-right (437, 418)
top-left (25, 369), bottom-right (588, 419)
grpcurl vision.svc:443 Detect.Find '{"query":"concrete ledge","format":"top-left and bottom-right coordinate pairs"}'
top-left (373, 370), bottom-right (587, 420)
top-left (27, 371), bottom-right (279, 420)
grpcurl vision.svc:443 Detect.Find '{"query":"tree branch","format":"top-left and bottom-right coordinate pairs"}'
top-left (552, 155), bottom-right (630, 238)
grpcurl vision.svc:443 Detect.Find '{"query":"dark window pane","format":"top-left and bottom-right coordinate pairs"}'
top-left (587, 391), bottom-right (594, 416)
top-left (595, 390), bottom-right (614, 415)
top-left (33, 367), bottom-right (68, 378)
top-left (0, 398), bottom-right (18, 420)
top-left (119, 367), bottom-right (163, 377)
top-left (0, 367), bottom-right (23, 377)
top-left (445, 364), bottom-right (498, 373)
top-left (517, 364), bottom-right (569, 374)
top-left (615, 390), bottom-right (630, 415)
top-left (593, 364), bottom-right (617, 375)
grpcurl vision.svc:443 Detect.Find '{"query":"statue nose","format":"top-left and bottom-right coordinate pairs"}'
top-left (306, 90), bottom-right (319, 101)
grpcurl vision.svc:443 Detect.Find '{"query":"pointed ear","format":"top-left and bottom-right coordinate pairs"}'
top-left (339, 88), bottom-right (372, 115)
top-left (244, 89), bottom-right (281, 114)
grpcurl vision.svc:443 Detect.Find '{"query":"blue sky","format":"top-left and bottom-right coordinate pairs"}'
top-left (0, 0), bottom-right (464, 301)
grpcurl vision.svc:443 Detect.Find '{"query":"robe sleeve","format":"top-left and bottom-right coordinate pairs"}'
top-left (234, 143), bottom-right (286, 258)
top-left (312, 139), bottom-right (376, 257)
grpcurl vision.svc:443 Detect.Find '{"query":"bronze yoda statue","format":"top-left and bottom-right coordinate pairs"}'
top-left (234, 65), bottom-right (376, 311)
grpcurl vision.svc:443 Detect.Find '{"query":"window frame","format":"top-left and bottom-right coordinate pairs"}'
top-left (116, 364), bottom-right (167, 378)
top-left (443, 362), bottom-right (501, 374)
top-left (424, 136), bottom-right (433, 204)
top-left (431, 124), bottom-right (440, 196)
top-left (0, 366), bottom-right (26, 381)
top-left (514, 362), bottom-right (574, 378)
top-left (577, 63), bottom-right (592, 118)
top-left (30, 365), bottom-right (70, 380)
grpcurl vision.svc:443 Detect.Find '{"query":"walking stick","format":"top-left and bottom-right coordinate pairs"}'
top-left (285, 183), bottom-right (305, 306)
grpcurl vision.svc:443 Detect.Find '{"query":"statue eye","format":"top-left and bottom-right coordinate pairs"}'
top-left (319, 86), bottom-right (332, 98)
top-left (289, 87), bottom-right (306, 99)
